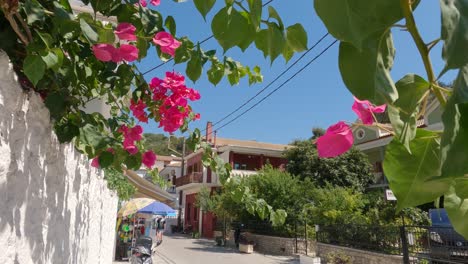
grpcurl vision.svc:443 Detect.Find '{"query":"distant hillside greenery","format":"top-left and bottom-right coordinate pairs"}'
top-left (143, 133), bottom-right (184, 156)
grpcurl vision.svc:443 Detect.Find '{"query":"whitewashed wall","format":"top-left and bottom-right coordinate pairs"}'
top-left (0, 52), bottom-right (118, 264)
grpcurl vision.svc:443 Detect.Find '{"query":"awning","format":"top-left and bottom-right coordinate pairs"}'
top-left (125, 170), bottom-right (176, 207)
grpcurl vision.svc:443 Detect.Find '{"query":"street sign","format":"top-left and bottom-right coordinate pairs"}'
top-left (386, 189), bottom-right (397, 201)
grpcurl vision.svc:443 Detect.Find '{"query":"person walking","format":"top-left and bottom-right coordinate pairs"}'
top-left (155, 215), bottom-right (166, 246)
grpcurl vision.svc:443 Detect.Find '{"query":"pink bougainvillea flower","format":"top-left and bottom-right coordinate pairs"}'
top-left (91, 157), bottom-right (100, 168)
top-left (188, 89), bottom-right (201, 101)
top-left (130, 99), bottom-right (149, 123)
top-left (123, 138), bottom-right (139, 155)
top-left (316, 121), bottom-right (354, 158)
top-left (127, 125), bottom-right (143, 141)
top-left (153, 32), bottom-right (181, 56)
top-left (115, 23), bottom-right (137, 41)
top-left (150, 0), bottom-right (161, 6)
top-left (92, 44), bottom-right (117, 62)
top-left (118, 44), bottom-right (139, 62)
top-left (193, 113), bottom-right (201, 120)
top-left (139, 0), bottom-right (147, 7)
top-left (352, 97), bottom-right (386, 125)
top-left (142, 150), bottom-right (157, 168)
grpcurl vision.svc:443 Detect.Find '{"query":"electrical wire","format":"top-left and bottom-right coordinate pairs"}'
top-left (205, 33), bottom-right (329, 131)
top-left (213, 39), bottom-right (338, 133)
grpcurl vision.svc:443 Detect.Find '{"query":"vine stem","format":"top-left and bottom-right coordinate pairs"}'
top-left (4, 13), bottom-right (29, 45)
top-left (400, 0), bottom-right (446, 107)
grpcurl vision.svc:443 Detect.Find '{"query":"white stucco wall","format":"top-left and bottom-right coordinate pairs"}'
top-left (0, 52), bottom-right (119, 264)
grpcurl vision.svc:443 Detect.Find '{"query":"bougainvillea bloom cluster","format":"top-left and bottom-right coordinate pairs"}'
top-left (150, 72), bottom-right (201, 133)
top-left (92, 23), bottom-right (139, 63)
top-left (316, 98), bottom-right (387, 158)
top-left (130, 99), bottom-right (149, 123)
top-left (140, 0), bottom-right (161, 7)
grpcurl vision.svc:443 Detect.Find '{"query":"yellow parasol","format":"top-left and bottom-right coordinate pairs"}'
top-left (117, 198), bottom-right (156, 217)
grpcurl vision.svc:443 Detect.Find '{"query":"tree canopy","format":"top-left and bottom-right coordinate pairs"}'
top-left (284, 139), bottom-right (374, 191)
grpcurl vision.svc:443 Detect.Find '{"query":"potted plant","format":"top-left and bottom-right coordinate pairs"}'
top-left (238, 234), bottom-right (255, 254)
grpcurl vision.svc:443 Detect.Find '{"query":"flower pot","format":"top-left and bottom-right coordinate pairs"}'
top-left (239, 243), bottom-right (254, 254)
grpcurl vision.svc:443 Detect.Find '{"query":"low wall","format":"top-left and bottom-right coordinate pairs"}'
top-left (0, 52), bottom-right (119, 264)
top-left (316, 243), bottom-right (403, 264)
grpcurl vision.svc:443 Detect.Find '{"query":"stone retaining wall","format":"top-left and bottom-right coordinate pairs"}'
top-left (316, 243), bottom-right (403, 264)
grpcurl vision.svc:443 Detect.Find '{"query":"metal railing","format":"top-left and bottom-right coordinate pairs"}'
top-left (175, 172), bottom-right (203, 187)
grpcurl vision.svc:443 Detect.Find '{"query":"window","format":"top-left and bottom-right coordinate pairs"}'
top-left (234, 163), bottom-right (240, 170)
top-left (240, 164), bottom-right (247, 170)
top-left (356, 128), bottom-right (366, 140)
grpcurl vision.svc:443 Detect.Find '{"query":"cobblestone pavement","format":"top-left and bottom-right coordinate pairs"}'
top-left (114, 234), bottom-right (299, 264)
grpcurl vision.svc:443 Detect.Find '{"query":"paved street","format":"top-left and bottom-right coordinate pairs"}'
top-left (114, 234), bottom-right (299, 264)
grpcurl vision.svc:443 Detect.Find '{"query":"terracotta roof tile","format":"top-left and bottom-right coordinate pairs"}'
top-left (214, 137), bottom-right (290, 151)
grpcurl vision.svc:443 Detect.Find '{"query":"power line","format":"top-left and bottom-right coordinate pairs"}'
top-left (206, 33), bottom-right (329, 131)
top-left (142, 0), bottom-right (275, 76)
top-left (213, 39), bottom-right (338, 133)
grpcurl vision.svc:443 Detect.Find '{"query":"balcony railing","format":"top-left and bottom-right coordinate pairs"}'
top-left (175, 172), bottom-right (203, 187)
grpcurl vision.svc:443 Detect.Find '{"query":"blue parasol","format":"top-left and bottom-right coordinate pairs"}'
top-left (138, 202), bottom-right (177, 216)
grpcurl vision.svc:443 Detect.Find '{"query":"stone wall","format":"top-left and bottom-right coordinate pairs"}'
top-left (0, 52), bottom-right (119, 264)
top-left (316, 243), bottom-right (403, 264)
top-left (244, 233), bottom-right (316, 256)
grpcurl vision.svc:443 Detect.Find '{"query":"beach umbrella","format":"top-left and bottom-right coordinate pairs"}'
top-left (117, 198), bottom-right (155, 217)
top-left (138, 201), bottom-right (177, 216)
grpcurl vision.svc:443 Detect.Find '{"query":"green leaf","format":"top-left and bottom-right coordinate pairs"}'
top-left (207, 60), bottom-right (224, 85)
top-left (455, 178), bottom-right (468, 200)
top-left (282, 43), bottom-right (294, 63)
top-left (174, 38), bottom-right (194, 64)
top-left (44, 92), bottom-right (67, 120)
top-left (441, 66), bottom-right (468, 179)
top-left (125, 153), bottom-right (142, 171)
top-left (186, 45), bottom-right (203, 82)
top-left (247, 0), bottom-right (262, 31)
top-left (383, 129), bottom-right (450, 211)
top-left (388, 74), bottom-right (430, 151)
top-left (54, 118), bottom-right (80, 143)
top-left (165, 16), bottom-right (177, 35)
top-left (79, 124), bottom-right (112, 152)
top-left (194, 0), bottom-right (216, 20)
top-left (99, 151), bottom-right (114, 169)
top-left (98, 27), bottom-right (115, 44)
top-left (338, 30), bottom-right (397, 105)
top-left (444, 186), bottom-right (468, 238)
top-left (136, 36), bottom-right (149, 59)
top-left (24, 0), bottom-right (45, 25)
top-left (238, 11), bottom-right (256, 51)
top-left (314, 0), bottom-right (412, 49)
top-left (268, 6), bottom-right (284, 31)
top-left (211, 6), bottom-right (250, 52)
top-left (79, 17), bottom-right (99, 43)
top-left (41, 51), bottom-right (59, 71)
top-left (23, 55), bottom-right (46, 86)
top-left (255, 22), bottom-right (286, 64)
top-left (440, 0), bottom-right (468, 70)
top-left (270, 209), bottom-right (287, 227)
top-left (286, 23), bottom-right (308, 52)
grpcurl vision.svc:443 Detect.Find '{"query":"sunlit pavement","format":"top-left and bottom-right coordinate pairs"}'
top-left (138, 234), bottom-right (298, 264)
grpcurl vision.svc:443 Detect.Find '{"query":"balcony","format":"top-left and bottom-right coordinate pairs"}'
top-left (175, 172), bottom-right (203, 187)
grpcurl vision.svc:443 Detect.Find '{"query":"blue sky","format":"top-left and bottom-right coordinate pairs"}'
top-left (138, 0), bottom-right (457, 144)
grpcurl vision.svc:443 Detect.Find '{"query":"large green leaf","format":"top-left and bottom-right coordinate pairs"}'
top-left (441, 66), bottom-right (468, 178)
top-left (339, 30), bottom-right (397, 104)
top-left (383, 129), bottom-right (449, 210)
top-left (314, 0), bottom-right (411, 49)
top-left (388, 74), bottom-right (430, 152)
top-left (207, 60), bottom-right (224, 86)
top-left (211, 6), bottom-right (250, 51)
top-left (267, 6), bottom-right (284, 30)
top-left (165, 16), bottom-right (176, 35)
top-left (238, 11), bottom-right (257, 51)
top-left (23, 55), bottom-right (46, 86)
top-left (194, 0), bottom-right (216, 20)
top-left (186, 47), bottom-right (203, 82)
top-left (286, 24), bottom-right (308, 52)
top-left (255, 22), bottom-right (285, 63)
top-left (247, 0), bottom-right (262, 31)
top-left (79, 16), bottom-right (99, 43)
top-left (79, 124), bottom-right (112, 152)
top-left (440, 0), bottom-right (468, 70)
top-left (445, 186), bottom-right (468, 238)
